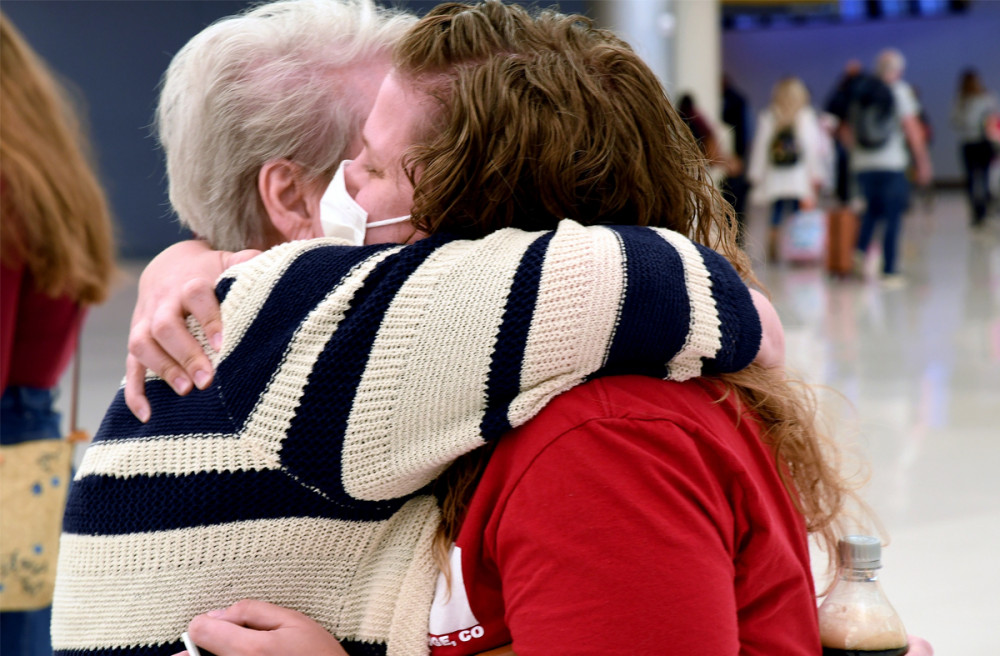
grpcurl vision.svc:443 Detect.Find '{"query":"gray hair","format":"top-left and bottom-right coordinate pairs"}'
top-left (875, 48), bottom-right (905, 80)
top-left (156, 0), bottom-right (415, 250)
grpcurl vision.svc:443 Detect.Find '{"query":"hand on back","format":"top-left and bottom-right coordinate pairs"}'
top-left (126, 240), bottom-right (259, 422)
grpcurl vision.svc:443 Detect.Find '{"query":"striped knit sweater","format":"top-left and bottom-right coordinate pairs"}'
top-left (53, 220), bottom-right (761, 656)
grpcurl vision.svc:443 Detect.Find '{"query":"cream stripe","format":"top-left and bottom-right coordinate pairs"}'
top-left (654, 229), bottom-right (722, 381)
top-left (508, 222), bottom-right (625, 426)
top-left (217, 239), bottom-right (345, 354)
top-left (52, 498), bottom-right (440, 652)
top-left (240, 246), bottom-right (402, 466)
top-left (74, 434), bottom-right (270, 478)
top-left (341, 229), bottom-right (544, 501)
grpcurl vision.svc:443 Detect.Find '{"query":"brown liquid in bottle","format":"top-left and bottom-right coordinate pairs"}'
top-left (818, 536), bottom-right (908, 656)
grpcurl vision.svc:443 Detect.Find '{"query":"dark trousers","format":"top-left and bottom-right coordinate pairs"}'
top-left (770, 197), bottom-right (800, 227)
top-left (856, 170), bottom-right (910, 275)
top-left (961, 141), bottom-right (995, 225)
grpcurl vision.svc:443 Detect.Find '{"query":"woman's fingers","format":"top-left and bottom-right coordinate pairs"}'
top-left (124, 354), bottom-right (152, 422)
top-left (186, 614), bottom-right (263, 656)
top-left (185, 601), bottom-right (349, 656)
top-left (182, 277), bottom-right (225, 355)
top-left (211, 599), bottom-right (306, 630)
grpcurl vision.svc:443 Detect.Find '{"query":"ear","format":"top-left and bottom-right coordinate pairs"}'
top-left (258, 160), bottom-right (320, 243)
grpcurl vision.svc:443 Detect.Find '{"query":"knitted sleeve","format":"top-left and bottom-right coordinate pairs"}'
top-left (215, 220), bottom-right (760, 503)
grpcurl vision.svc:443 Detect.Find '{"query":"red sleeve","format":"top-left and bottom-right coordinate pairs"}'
top-left (490, 417), bottom-right (741, 655)
top-left (1, 260), bottom-right (24, 392)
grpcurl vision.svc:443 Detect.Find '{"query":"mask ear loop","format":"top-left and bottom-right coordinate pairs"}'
top-left (366, 215), bottom-right (412, 229)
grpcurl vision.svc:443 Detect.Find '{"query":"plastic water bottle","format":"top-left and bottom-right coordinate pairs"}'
top-left (817, 535), bottom-right (909, 656)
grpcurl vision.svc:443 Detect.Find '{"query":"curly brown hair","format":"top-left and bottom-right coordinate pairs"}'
top-left (394, 1), bottom-right (750, 279)
top-left (395, 1), bottom-right (857, 584)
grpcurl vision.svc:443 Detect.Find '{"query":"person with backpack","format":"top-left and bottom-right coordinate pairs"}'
top-left (951, 68), bottom-right (999, 227)
top-left (824, 59), bottom-right (864, 206)
top-left (747, 76), bottom-right (827, 262)
top-left (847, 48), bottom-right (932, 287)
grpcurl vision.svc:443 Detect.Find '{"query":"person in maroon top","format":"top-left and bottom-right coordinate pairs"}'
top-left (0, 13), bottom-right (116, 656)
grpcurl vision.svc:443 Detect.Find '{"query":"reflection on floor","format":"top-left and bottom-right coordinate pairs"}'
top-left (61, 190), bottom-right (998, 653)
top-left (744, 190), bottom-right (999, 654)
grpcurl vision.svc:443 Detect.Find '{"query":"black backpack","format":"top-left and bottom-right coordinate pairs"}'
top-left (848, 74), bottom-right (896, 150)
top-left (769, 125), bottom-right (800, 167)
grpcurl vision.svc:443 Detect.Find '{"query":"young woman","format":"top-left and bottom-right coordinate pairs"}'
top-left (747, 76), bottom-right (829, 261)
top-left (951, 68), bottom-right (999, 227)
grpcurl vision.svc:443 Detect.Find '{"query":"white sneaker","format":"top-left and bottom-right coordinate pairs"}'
top-left (852, 251), bottom-right (866, 279)
top-left (880, 273), bottom-right (907, 290)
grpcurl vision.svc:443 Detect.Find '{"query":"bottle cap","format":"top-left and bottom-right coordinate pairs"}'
top-left (838, 535), bottom-right (882, 570)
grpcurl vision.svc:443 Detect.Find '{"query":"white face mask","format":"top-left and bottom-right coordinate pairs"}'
top-left (319, 160), bottom-right (411, 246)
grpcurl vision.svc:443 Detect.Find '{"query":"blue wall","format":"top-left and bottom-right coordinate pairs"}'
top-left (4, 1), bottom-right (253, 258)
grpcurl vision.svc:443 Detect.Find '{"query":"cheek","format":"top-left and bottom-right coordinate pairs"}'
top-left (364, 220), bottom-right (418, 245)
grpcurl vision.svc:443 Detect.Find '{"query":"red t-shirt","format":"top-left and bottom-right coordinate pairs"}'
top-left (1, 259), bottom-right (84, 392)
top-left (428, 376), bottom-right (820, 655)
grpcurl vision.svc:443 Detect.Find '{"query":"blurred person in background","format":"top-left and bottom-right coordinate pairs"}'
top-left (849, 48), bottom-right (932, 287)
top-left (0, 12), bottom-right (116, 656)
top-left (951, 67), bottom-right (999, 227)
top-left (722, 74), bottom-right (752, 248)
top-left (747, 76), bottom-right (827, 262)
top-left (678, 91), bottom-right (743, 213)
top-left (825, 59), bottom-right (864, 207)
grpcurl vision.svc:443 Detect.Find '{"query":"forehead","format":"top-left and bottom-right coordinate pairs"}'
top-left (362, 72), bottom-right (433, 163)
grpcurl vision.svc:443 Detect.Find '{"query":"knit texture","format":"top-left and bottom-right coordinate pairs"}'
top-left (53, 220), bottom-right (761, 656)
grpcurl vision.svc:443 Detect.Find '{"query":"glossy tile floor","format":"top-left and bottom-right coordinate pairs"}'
top-left (59, 190), bottom-right (998, 653)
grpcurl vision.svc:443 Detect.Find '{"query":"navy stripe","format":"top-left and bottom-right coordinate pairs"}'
top-left (596, 226), bottom-right (690, 378)
top-left (54, 637), bottom-right (387, 656)
top-left (342, 640), bottom-right (388, 656)
top-left (479, 231), bottom-right (553, 442)
top-left (92, 385), bottom-right (237, 442)
top-left (216, 275), bottom-right (235, 303)
top-left (693, 242), bottom-right (761, 374)
top-left (276, 234), bottom-right (456, 504)
top-left (63, 467), bottom-right (406, 536)
top-left (217, 243), bottom-right (399, 429)
top-left (55, 644), bottom-right (186, 656)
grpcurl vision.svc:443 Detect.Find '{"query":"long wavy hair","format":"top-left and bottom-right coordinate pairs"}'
top-left (770, 76), bottom-right (810, 129)
top-left (957, 67), bottom-right (986, 102)
top-left (393, 1), bottom-right (856, 581)
top-left (0, 13), bottom-right (115, 304)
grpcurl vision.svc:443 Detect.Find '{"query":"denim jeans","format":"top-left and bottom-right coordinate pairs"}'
top-left (856, 170), bottom-right (910, 275)
top-left (770, 197), bottom-right (801, 227)
top-left (1, 386), bottom-right (61, 656)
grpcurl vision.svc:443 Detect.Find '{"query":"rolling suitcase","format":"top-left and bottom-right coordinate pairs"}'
top-left (826, 207), bottom-right (858, 277)
top-left (780, 208), bottom-right (826, 265)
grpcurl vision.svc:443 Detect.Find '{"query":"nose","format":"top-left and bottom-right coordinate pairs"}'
top-left (343, 159), bottom-right (360, 199)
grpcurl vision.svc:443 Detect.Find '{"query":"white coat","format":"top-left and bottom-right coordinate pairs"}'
top-left (747, 107), bottom-right (828, 205)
